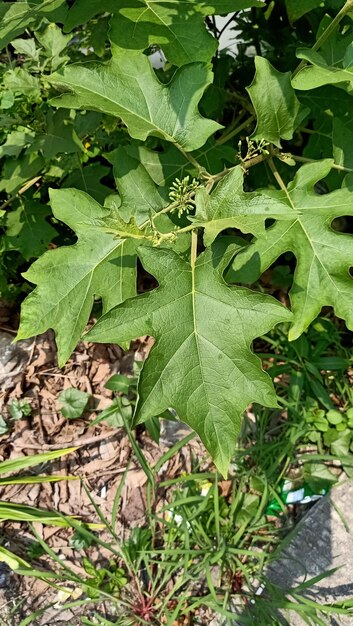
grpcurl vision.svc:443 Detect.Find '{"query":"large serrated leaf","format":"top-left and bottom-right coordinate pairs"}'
top-left (109, 0), bottom-right (265, 66)
top-left (106, 146), bottom-right (167, 225)
top-left (247, 56), bottom-right (309, 147)
top-left (229, 159), bottom-right (353, 340)
top-left (65, 0), bottom-right (265, 65)
top-left (16, 189), bottom-right (137, 366)
top-left (194, 166), bottom-right (293, 245)
top-left (85, 241), bottom-right (291, 476)
top-left (48, 47), bottom-right (221, 152)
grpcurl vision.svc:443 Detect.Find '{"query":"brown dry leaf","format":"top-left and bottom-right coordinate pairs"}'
top-left (92, 362), bottom-right (111, 384)
top-left (219, 480), bottom-right (232, 497)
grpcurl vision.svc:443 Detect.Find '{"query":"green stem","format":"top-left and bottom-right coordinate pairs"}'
top-left (292, 0), bottom-right (353, 77)
top-left (288, 153), bottom-right (353, 173)
top-left (175, 144), bottom-right (209, 176)
top-left (301, 128), bottom-right (331, 139)
top-left (216, 114), bottom-right (255, 146)
top-left (268, 157), bottom-right (295, 210)
top-left (191, 229), bottom-right (198, 267)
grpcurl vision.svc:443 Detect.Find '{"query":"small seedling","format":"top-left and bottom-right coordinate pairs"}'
top-left (8, 398), bottom-right (32, 421)
top-left (58, 388), bottom-right (91, 419)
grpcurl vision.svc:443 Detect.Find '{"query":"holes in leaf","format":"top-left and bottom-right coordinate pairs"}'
top-left (260, 252), bottom-right (295, 292)
top-left (137, 258), bottom-right (158, 294)
top-left (331, 216), bottom-right (353, 235)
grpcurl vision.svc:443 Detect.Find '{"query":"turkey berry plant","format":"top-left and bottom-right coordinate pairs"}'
top-left (1, 0), bottom-right (353, 475)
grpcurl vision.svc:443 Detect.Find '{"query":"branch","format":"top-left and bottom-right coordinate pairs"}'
top-left (292, 0), bottom-right (353, 77)
top-left (216, 114), bottom-right (256, 146)
top-left (0, 176), bottom-right (42, 212)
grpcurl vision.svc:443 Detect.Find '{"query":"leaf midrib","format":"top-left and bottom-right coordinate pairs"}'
top-left (34, 238), bottom-right (126, 324)
top-left (52, 70), bottom-right (179, 147)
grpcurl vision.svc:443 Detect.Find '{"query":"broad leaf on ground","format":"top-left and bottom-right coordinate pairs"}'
top-left (194, 166), bottom-right (293, 245)
top-left (48, 46), bottom-right (221, 151)
top-left (16, 189), bottom-right (137, 366)
top-left (85, 241), bottom-right (291, 476)
top-left (58, 388), bottom-right (90, 418)
top-left (247, 57), bottom-right (309, 147)
top-left (229, 159), bottom-right (353, 340)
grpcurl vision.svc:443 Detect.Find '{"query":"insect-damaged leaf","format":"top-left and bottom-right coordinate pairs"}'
top-left (85, 241), bottom-right (291, 476)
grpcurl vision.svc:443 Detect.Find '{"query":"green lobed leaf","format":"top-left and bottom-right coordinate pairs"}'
top-left (16, 189), bottom-right (137, 366)
top-left (108, 1), bottom-right (218, 67)
top-left (11, 37), bottom-right (38, 59)
top-left (48, 46), bottom-right (221, 152)
top-left (85, 241), bottom-right (291, 476)
top-left (229, 159), bottom-right (353, 340)
top-left (247, 56), bottom-right (309, 147)
top-left (109, 0), bottom-right (264, 66)
top-left (65, 0), bottom-right (264, 65)
top-left (194, 166), bottom-right (293, 245)
top-left (35, 22), bottom-right (71, 64)
top-left (106, 146), bottom-right (167, 225)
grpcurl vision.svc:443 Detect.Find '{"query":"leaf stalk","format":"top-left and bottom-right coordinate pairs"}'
top-left (292, 0), bottom-right (353, 77)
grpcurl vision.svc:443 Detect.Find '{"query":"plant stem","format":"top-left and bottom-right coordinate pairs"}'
top-left (191, 229), bottom-right (198, 267)
top-left (288, 153), bottom-right (353, 173)
top-left (218, 12), bottom-right (238, 38)
top-left (292, 0), bottom-right (353, 77)
top-left (268, 157), bottom-right (295, 210)
top-left (175, 144), bottom-right (209, 176)
top-left (216, 114), bottom-right (255, 146)
top-left (209, 150), bottom-right (271, 185)
top-left (301, 128), bottom-right (331, 139)
top-left (0, 176), bottom-right (42, 211)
